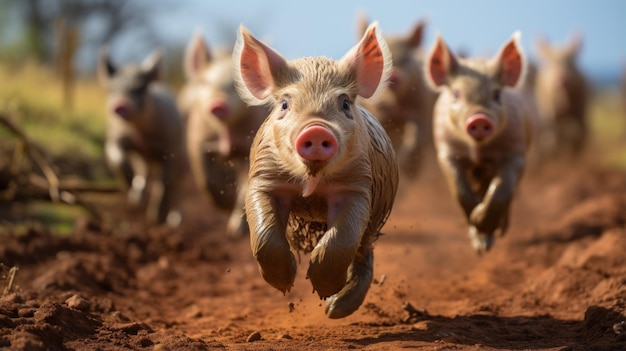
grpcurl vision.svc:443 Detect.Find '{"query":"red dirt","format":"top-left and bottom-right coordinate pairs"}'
top-left (1, 151), bottom-right (625, 350)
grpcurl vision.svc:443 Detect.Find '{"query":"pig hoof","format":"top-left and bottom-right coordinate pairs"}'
top-left (324, 250), bottom-right (373, 319)
top-left (468, 226), bottom-right (494, 254)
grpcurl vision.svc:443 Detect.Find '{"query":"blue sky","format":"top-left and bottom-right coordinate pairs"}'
top-left (137, 0), bottom-right (625, 83)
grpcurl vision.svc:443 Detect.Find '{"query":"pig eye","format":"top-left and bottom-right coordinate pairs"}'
top-left (341, 98), bottom-right (350, 110)
top-left (280, 100), bottom-right (289, 110)
top-left (452, 89), bottom-right (461, 102)
top-left (338, 95), bottom-right (353, 119)
top-left (493, 89), bottom-right (501, 104)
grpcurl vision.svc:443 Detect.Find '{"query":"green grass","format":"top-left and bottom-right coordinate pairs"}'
top-left (0, 62), bottom-right (107, 163)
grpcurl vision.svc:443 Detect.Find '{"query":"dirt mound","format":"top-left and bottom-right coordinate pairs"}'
top-left (1, 160), bottom-right (625, 350)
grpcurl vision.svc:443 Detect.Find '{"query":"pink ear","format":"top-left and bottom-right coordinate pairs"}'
top-left (427, 35), bottom-right (457, 87)
top-left (184, 31), bottom-right (211, 80)
top-left (494, 31), bottom-right (525, 87)
top-left (234, 25), bottom-right (288, 104)
top-left (342, 22), bottom-right (391, 99)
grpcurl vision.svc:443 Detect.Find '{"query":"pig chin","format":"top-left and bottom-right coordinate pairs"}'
top-left (302, 160), bottom-right (327, 177)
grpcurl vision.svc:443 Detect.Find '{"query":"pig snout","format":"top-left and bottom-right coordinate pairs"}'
top-left (113, 103), bottom-right (133, 119)
top-left (210, 100), bottom-right (230, 120)
top-left (465, 114), bottom-right (494, 142)
top-left (295, 125), bottom-right (338, 162)
top-left (387, 69), bottom-right (402, 90)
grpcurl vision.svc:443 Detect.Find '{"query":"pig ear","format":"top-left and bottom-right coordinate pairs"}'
top-left (534, 36), bottom-right (551, 60)
top-left (407, 19), bottom-right (426, 48)
top-left (492, 31), bottom-right (526, 88)
top-left (355, 11), bottom-right (370, 42)
top-left (341, 21), bottom-right (392, 100)
top-left (97, 46), bottom-right (115, 86)
top-left (184, 30), bottom-right (212, 80)
top-left (565, 33), bottom-right (583, 56)
top-left (425, 34), bottom-right (459, 89)
top-left (233, 24), bottom-right (288, 105)
top-left (141, 49), bottom-right (163, 81)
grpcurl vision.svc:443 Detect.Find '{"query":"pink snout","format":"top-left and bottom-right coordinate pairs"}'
top-left (113, 104), bottom-right (133, 119)
top-left (387, 69), bottom-right (403, 90)
top-left (295, 125), bottom-right (338, 162)
top-left (465, 114), bottom-right (494, 142)
top-left (210, 100), bottom-right (230, 120)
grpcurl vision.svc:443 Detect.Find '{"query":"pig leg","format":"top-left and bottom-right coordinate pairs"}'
top-left (105, 140), bottom-right (148, 207)
top-left (247, 185), bottom-right (296, 293)
top-left (468, 155), bottom-right (524, 252)
top-left (146, 157), bottom-right (181, 227)
top-left (204, 152), bottom-right (238, 211)
top-left (324, 245), bottom-right (373, 319)
top-left (307, 193), bottom-right (370, 299)
top-left (399, 120), bottom-right (422, 179)
top-left (226, 170), bottom-right (249, 237)
top-left (438, 155), bottom-right (481, 218)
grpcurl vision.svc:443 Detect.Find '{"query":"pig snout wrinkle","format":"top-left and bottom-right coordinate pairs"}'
top-left (465, 114), bottom-right (494, 142)
top-left (295, 125), bottom-right (338, 162)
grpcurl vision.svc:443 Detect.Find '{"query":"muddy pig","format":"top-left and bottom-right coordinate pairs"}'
top-left (425, 32), bottom-right (533, 253)
top-left (233, 23), bottom-right (399, 318)
top-left (178, 31), bottom-right (267, 237)
top-left (357, 15), bottom-right (438, 179)
top-left (534, 34), bottom-right (589, 157)
top-left (98, 48), bottom-right (184, 227)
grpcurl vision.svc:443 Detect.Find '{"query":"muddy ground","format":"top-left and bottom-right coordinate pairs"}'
top-left (0, 145), bottom-right (625, 350)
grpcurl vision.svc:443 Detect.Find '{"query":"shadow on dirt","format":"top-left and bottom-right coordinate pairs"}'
top-left (350, 306), bottom-right (626, 350)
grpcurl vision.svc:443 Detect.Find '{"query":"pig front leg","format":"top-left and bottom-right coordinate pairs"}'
top-left (226, 170), bottom-right (249, 237)
top-left (147, 156), bottom-right (182, 227)
top-left (469, 155), bottom-right (524, 252)
top-left (438, 154), bottom-right (481, 219)
top-left (246, 183), bottom-right (296, 293)
top-left (324, 245), bottom-right (373, 319)
top-left (105, 140), bottom-right (147, 207)
top-left (307, 193), bottom-right (370, 300)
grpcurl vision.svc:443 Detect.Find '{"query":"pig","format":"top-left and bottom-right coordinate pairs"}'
top-left (534, 34), bottom-right (589, 157)
top-left (357, 15), bottom-right (438, 179)
top-left (178, 31), bottom-right (267, 237)
top-left (233, 22), bottom-right (399, 318)
top-left (425, 32), bottom-right (533, 253)
top-left (98, 48), bottom-right (184, 227)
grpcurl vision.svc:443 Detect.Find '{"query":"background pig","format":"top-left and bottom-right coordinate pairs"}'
top-left (233, 23), bottom-right (398, 318)
top-left (425, 32), bottom-right (533, 253)
top-left (178, 31), bottom-right (267, 237)
top-left (357, 15), bottom-right (438, 179)
top-left (98, 48), bottom-right (184, 227)
top-left (534, 34), bottom-right (589, 157)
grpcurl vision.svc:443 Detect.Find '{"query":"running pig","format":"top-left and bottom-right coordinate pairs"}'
top-left (425, 32), bottom-right (533, 253)
top-left (98, 48), bottom-right (185, 227)
top-left (179, 31), bottom-right (267, 236)
top-left (534, 34), bottom-right (589, 157)
top-left (233, 23), bottom-right (399, 318)
top-left (357, 15), bottom-right (438, 179)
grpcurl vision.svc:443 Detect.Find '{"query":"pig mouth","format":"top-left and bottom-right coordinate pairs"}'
top-left (303, 160), bottom-right (327, 177)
